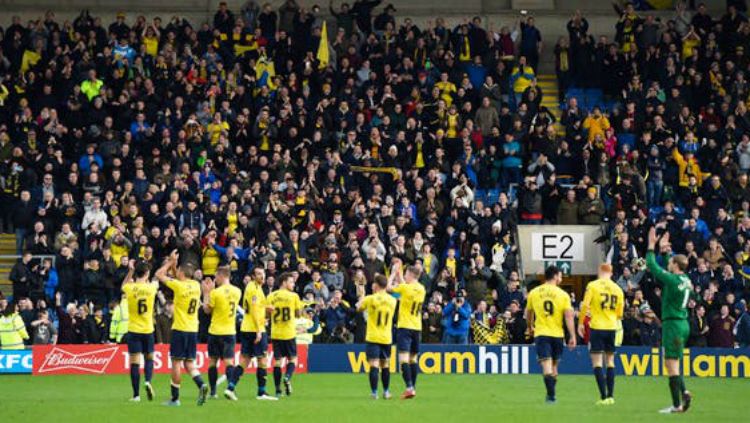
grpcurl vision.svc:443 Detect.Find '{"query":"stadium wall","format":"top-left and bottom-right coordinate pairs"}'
top-left (4, 344), bottom-right (749, 378)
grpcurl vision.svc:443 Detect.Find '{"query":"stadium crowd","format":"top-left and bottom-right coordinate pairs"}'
top-left (1, 0), bottom-right (750, 349)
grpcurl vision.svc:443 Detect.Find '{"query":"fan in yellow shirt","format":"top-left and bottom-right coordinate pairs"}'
top-left (267, 272), bottom-right (303, 397)
top-left (121, 259), bottom-right (158, 402)
top-left (155, 250), bottom-right (209, 406)
top-left (577, 264), bottom-right (624, 405)
top-left (357, 274), bottom-right (397, 399)
top-left (525, 265), bottom-right (576, 404)
top-left (387, 261), bottom-right (426, 399)
top-left (226, 267), bottom-right (277, 400)
top-left (202, 265), bottom-right (242, 400)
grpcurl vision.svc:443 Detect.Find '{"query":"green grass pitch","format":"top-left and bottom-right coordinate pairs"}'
top-left (1, 373), bottom-right (746, 422)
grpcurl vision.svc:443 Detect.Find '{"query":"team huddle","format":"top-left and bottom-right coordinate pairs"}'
top-left (121, 227), bottom-right (694, 413)
top-left (525, 227), bottom-right (694, 413)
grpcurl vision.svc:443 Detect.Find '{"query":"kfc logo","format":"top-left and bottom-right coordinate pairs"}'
top-left (36, 346), bottom-right (119, 374)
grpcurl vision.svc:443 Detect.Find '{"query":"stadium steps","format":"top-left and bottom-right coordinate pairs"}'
top-left (536, 74), bottom-right (565, 136)
top-left (0, 234), bottom-right (17, 297)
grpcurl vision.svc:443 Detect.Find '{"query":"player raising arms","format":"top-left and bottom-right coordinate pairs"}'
top-left (525, 265), bottom-right (576, 404)
top-left (121, 259), bottom-right (158, 402)
top-left (226, 267), bottom-right (277, 400)
top-left (202, 265), bottom-right (242, 400)
top-left (155, 250), bottom-right (209, 406)
top-left (646, 227), bottom-right (693, 414)
top-left (578, 264), bottom-right (624, 405)
top-left (388, 261), bottom-right (426, 400)
top-left (356, 274), bottom-right (397, 399)
top-left (267, 272), bottom-right (303, 397)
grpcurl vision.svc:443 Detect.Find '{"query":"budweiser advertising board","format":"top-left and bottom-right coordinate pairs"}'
top-left (32, 344), bottom-right (308, 375)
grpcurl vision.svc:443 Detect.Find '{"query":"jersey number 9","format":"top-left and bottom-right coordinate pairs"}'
top-left (543, 300), bottom-right (554, 316)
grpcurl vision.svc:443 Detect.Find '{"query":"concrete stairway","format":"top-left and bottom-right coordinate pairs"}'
top-left (537, 74), bottom-right (565, 136)
top-left (0, 234), bottom-right (17, 297)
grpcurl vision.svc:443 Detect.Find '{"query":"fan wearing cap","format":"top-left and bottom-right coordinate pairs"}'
top-left (578, 264), bottom-right (624, 405)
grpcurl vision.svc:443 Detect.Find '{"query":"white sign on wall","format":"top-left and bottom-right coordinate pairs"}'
top-left (530, 233), bottom-right (585, 262)
top-left (518, 225), bottom-right (605, 276)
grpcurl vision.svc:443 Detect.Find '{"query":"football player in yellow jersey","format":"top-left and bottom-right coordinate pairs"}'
top-left (267, 272), bottom-right (303, 397)
top-left (121, 259), bottom-right (158, 402)
top-left (155, 251), bottom-right (209, 407)
top-left (357, 274), bottom-right (397, 399)
top-left (387, 261), bottom-right (426, 400)
top-left (578, 264), bottom-right (624, 405)
top-left (201, 265), bottom-right (242, 400)
top-left (525, 265), bottom-right (577, 404)
top-left (226, 267), bottom-right (277, 400)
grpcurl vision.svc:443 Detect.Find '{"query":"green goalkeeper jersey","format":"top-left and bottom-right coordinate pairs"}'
top-left (645, 251), bottom-right (693, 321)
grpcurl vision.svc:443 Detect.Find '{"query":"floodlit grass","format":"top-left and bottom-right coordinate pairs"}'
top-left (1, 373), bottom-right (746, 422)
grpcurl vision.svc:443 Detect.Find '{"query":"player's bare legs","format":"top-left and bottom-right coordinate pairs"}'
top-left (368, 359), bottom-right (381, 399)
top-left (590, 352), bottom-right (607, 404)
top-left (540, 359), bottom-right (557, 403)
top-left (165, 358), bottom-right (183, 406)
top-left (398, 351), bottom-right (415, 399)
top-left (255, 354), bottom-right (276, 399)
top-left (660, 358), bottom-right (691, 413)
top-left (208, 357), bottom-right (234, 400)
top-left (605, 352), bottom-right (616, 404)
top-left (128, 353), bottom-right (143, 401)
top-left (380, 359), bottom-right (392, 399)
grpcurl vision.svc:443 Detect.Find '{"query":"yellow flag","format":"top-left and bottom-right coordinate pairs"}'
top-left (317, 21), bottom-right (330, 69)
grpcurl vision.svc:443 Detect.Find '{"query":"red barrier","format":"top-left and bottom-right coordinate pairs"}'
top-left (32, 344), bottom-right (308, 375)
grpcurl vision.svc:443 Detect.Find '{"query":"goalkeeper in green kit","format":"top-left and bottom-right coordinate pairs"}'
top-left (645, 226), bottom-right (693, 414)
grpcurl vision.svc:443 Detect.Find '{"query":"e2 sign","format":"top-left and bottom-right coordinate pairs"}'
top-left (531, 233), bottom-right (585, 262)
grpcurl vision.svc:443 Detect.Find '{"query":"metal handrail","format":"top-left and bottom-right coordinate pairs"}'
top-left (0, 255), bottom-right (57, 268)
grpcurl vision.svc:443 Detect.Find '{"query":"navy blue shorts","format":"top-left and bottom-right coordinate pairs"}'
top-left (365, 343), bottom-right (391, 361)
top-left (535, 336), bottom-right (564, 361)
top-left (170, 330), bottom-right (198, 360)
top-left (240, 331), bottom-right (268, 357)
top-left (396, 329), bottom-right (420, 354)
top-left (272, 339), bottom-right (297, 359)
top-left (589, 329), bottom-right (616, 353)
top-left (127, 332), bottom-right (154, 355)
top-left (208, 334), bottom-right (236, 359)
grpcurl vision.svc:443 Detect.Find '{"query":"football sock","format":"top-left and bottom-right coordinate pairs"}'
top-left (130, 364), bottom-right (141, 397)
top-left (190, 368), bottom-right (205, 389)
top-left (381, 368), bottom-right (391, 392)
top-left (400, 363), bottom-right (412, 389)
top-left (543, 375), bottom-right (556, 399)
top-left (257, 368), bottom-right (267, 394)
top-left (229, 365), bottom-right (244, 391)
top-left (369, 368), bottom-right (379, 393)
top-left (678, 375), bottom-right (686, 394)
top-left (144, 359), bottom-right (154, 383)
top-left (593, 367), bottom-right (607, 400)
top-left (669, 376), bottom-right (681, 408)
top-left (606, 367), bottom-right (615, 398)
top-left (273, 366), bottom-right (282, 393)
top-left (285, 362), bottom-right (295, 380)
top-left (410, 363), bottom-right (418, 388)
top-left (225, 365), bottom-right (235, 385)
top-left (208, 366), bottom-right (218, 396)
top-left (170, 383), bottom-right (180, 401)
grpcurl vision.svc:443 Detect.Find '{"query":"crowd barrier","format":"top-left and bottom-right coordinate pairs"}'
top-left (2, 344), bottom-right (748, 377)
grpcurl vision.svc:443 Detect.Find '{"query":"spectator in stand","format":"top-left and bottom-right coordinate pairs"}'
top-left (442, 292), bottom-right (471, 344)
top-left (708, 305), bottom-right (736, 348)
